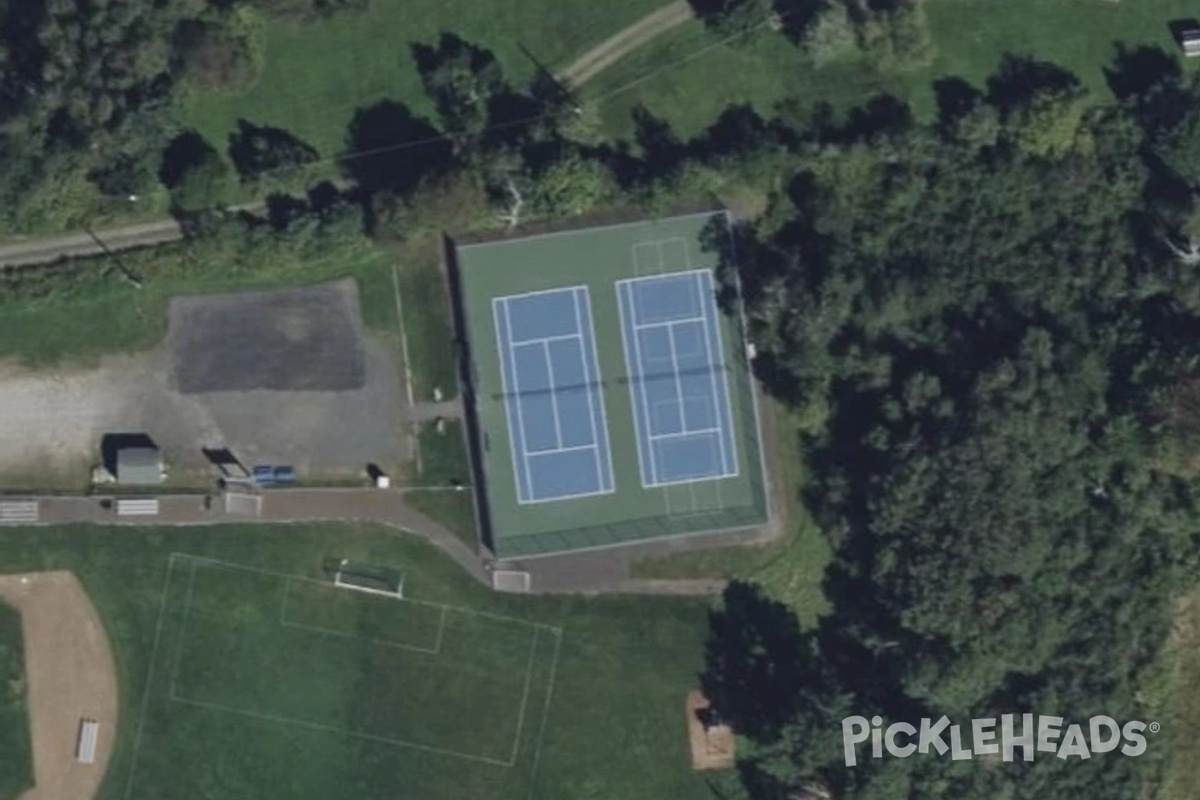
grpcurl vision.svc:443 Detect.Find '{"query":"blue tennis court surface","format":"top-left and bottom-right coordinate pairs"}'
top-left (492, 287), bottom-right (614, 504)
top-left (617, 270), bottom-right (739, 487)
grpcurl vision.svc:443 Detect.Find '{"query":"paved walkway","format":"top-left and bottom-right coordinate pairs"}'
top-left (403, 399), bottom-right (463, 424)
top-left (2, 487), bottom-right (760, 596)
top-left (22, 489), bottom-right (488, 586)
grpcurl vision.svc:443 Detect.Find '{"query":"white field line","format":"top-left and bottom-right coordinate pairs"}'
top-left (166, 560), bottom-right (199, 699)
top-left (508, 626), bottom-right (542, 765)
top-left (525, 628), bottom-right (564, 800)
top-left (391, 263), bottom-right (421, 470)
top-left (168, 694), bottom-right (518, 767)
top-left (169, 553), bottom-right (558, 634)
top-left (123, 556), bottom-right (178, 800)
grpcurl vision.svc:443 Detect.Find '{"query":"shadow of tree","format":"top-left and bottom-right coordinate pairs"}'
top-left (341, 100), bottom-right (450, 195)
top-left (701, 581), bottom-right (813, 742)
top-left (227, 119), bottom-right (318, 182)
top-left (985, 55), bottom-right (1080, 112)
top-left (159, 130), bottom-right (218, 188)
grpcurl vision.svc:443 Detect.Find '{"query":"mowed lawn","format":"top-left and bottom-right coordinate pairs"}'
top-left (181, 0), bottom-right (664, 156)
top-left (0, 525), bottom-right (712, 800)
top-left (589, 0), bottom-right (1200, 140)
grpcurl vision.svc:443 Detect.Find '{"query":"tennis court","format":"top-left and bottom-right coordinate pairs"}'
top-left (492, 286), bottom-right (614, 504)
top-left (453, 211), bottom-right (769, 558)
top-left (617, 270), bottom-right (737, 488)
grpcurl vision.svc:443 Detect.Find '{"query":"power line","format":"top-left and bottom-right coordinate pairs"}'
top-left (250, 9), bottom-right (792, 182)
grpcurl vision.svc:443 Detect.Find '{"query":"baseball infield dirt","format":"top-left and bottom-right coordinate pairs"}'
top-left (0, 572), bottom-right (117, 800)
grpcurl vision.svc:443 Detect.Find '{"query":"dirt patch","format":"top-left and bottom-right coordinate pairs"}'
top-left (0, 572), bottom-right (118, 800)
top-left (557, 0), bottom-right (694, 87)
top-left (686, 690), bottom-right (734, 771)
top-left (169, 279), bottom-right (366, 393)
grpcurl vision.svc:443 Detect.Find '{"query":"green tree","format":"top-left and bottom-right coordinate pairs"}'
top-left (412, 33), bottom-right (506, 154)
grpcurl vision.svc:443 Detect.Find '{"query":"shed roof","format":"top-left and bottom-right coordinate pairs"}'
top-left (116, 447), bottom-right (162, 485)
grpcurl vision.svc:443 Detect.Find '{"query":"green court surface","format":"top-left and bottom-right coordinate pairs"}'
top-left (125, 554), bottom-right (560, 800)
top-left (452, 211), bottom-right (769, 558)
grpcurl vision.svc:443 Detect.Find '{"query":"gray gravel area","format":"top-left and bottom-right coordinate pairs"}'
top-left (169, 279), bottom-right (366, 393)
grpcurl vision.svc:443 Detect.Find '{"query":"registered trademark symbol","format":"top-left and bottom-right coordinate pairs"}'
top-left (1149, 722), bottom-right (1161, 734)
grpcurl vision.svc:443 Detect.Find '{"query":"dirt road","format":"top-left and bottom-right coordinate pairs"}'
top-left (557, 0), bottom-right (695, 88)
top-left (0, 220), bottom-right (183, 268)
top-left (0, 572), bottom-right (118, 800)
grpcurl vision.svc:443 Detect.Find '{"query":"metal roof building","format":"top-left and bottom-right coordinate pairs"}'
top-left (115, 447), bottom-right (163, 485)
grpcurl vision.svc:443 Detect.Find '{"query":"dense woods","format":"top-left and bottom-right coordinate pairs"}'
top-left (4, 1), bottom-right (1200, 797)
top-left (692, 59), bottom-right (1200, 800)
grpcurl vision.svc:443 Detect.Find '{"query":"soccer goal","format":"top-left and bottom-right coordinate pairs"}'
top-left (332, 559), bottom-right (404, 599)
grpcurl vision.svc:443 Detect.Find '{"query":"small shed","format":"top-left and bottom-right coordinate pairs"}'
top-left (1184, 28), bottom-right (1200, 58)
top-left (115, 447), bottom-right (164, 485)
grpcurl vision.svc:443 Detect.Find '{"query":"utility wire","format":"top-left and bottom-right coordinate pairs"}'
top-left (248, 9), bottom-right (794, 182)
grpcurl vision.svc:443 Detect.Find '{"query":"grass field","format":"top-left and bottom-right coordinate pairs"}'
top-left (0, 524), bottom-right (712, 800)
top-left (0, 232), bottom-right (399, 367)
top-left (406, 420), bottom-right (479, 550)
top-left (0, 602), bottom-right (31, 800)
top-left (588, 0), bottom-right (1200, 140)
top-left (391, 241), bottom-right (460, 402)
top-left (180, 0), bottom-right (665, 159)
top-left (454, 212), bottom-right (768, 557)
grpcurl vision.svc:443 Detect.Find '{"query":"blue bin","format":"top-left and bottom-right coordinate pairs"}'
top-left (253, 465), bottom-right (275, 487)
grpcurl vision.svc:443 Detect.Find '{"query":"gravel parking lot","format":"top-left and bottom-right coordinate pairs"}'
top-left (0, 280), bottom-right (408, 488)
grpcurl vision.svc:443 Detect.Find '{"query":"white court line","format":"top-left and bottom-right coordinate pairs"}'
top-left (698, 270), bottom-right (740, 479)
top-left (579, 288), bottom-right (617, 494)
top-left (620, 270), bottom-right (742, 487)
top-left (490, 284), bottom-right (592, 304)
top-left (632, 315), bottom-right (707, 332)
top-left (648, 427), bottom-right (723, 441)
top-left (493, 297), bottom-right (533, 504)
top-left (542, 341), bottom-right (565, 450)
top-left (511, 332), bottom-right (583, 348)
top-left (616, 280), bottom-right (658, 486)
top-left (696, 271), bottom-right (732, 475)
top-left (571, 287), bottom-right (605, 486)
top-left (515, 481), bottom-right (614, 505)
top-left (503, 298), bottom-right (539, 503)
top-left (525, 443), bottom-right (600, 457)
top-left (666, 324), bottom-right (686, 440)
